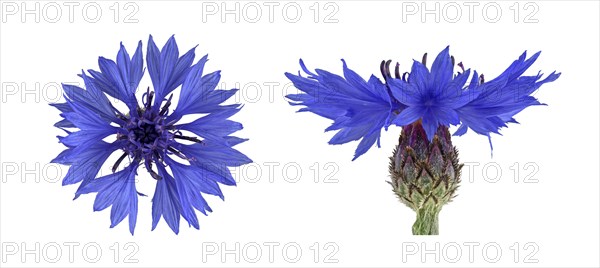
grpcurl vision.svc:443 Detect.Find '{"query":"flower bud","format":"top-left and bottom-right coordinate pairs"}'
top-left (389, 122), bottom-right (463, 235)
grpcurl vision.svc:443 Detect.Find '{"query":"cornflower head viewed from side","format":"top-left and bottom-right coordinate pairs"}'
top-left (51, 35), bottom-right (252, 235)
top-left (285, 46), bottom-right (560, 235)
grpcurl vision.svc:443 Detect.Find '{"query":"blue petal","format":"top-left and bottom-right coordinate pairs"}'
top-left (431, 106), bottom-right (460, 126)
top-left (421, 111), bottom-right (439, 141)
top-left (176, 140), bottom-right (252, 167)
top-left (174, 69), bottom-right (221, 117)
top-left (352, 127), bottom-right (381, 161)
top-left (177, 108), bottom-right (243, 141)
top-left (58, 130), bottom-right (113, 149)
top-left (160, 47), bottom-right (197, 103)
top-left (58, 97), bottom-right (117, 151)
top-left (129, 41), bottom-right (144, 92)
top-left (77, 163), bottom-right (139, 235)
top-left (223, 136), bottom-right (248, 147)
top-left (51, 147), bottom-right (75, 164)
top-left (116, 41), bottom-right (144, 98)
top-left (152, 164), bottom-right (182, 234)
top-left (54, 119), bottom-right (75, 128)
top-left (341, 59), bottom-right (382, 102)
top-left (438, 69), bottom-right (473, 109)
top-left (62, 98), bottom-right (115, 131)
top-left (286, 72), bottom-right (347, 120)
top-left (391, 106), bottom-right (423, 126)
top-left (97, 57), bottom-right (126, 96)
top-left (285, 71), bottom-right (323, 98)
top-left (147, 35), bottom-right (161, 97)
top-left (328, 123), bottom-right (369, 145)
top-left (147, 35), bottom-right (198, 107)
top-left (453, 124), bottom-right (468, 136)
top-left (116, 42), bottom-right (132, 93)
top-left (62, 75), bottom-right (117, 123)
top-left (388, 78), bottom-right (422, 106)
top-left (50, 102), bottom-right (72, 113)
top-left (170, 55), bottom-right (232, 120)
top-left (165, 157), bottom-right (223, 229)
top-left (286, 59), bottom-right (396, 160)
top-left (408, 60), bottom-right (430, 93)
top-left (95, 57), bottom-right (137, 111)
top-left (456, 51), bottom-right (560, 139)
top-left (367, 75), bottom-right (392, 105)
top-left (159, 36), bottom-right (179, 92)
top-left (51, 102), bottom-right (76, 128)
top-left (61, 142), bottom-right (120, 187)
top-left (314, 68), bottom-right (371, 101)
top-left (430, 46), bottom-right (454, 89)
top-left (169, 160), bottom-right (225, 199)
top-left (499, 51), bottom-right (541, 82)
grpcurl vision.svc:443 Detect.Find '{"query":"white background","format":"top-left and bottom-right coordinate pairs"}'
top-left (1, 1), bottom-right (599, 267)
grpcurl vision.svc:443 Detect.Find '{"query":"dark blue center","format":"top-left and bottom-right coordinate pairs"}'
top-left (112, 88), bottom-right (203, 180)
top-left (133, 122), bottom-right (160, 144)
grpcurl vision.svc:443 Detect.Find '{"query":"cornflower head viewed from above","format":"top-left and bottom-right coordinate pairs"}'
top-left (51, 35), bottom-right (252, 235)
top-left (285, 46), bottom-right (560, 235)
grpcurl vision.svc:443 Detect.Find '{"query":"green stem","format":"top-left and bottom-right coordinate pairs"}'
top-left (412, 206), bottom-right (440, 235)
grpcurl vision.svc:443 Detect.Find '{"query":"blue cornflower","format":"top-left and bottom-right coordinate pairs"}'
top-left (51, 35), bottom-right (251, 235)
top-left (287, 46), bottom-right (560, 235)
top-left (286, 46), bottom-right (560, 159)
